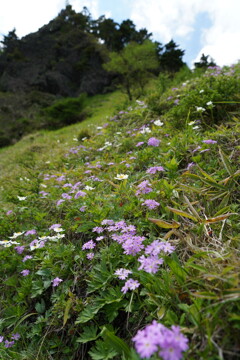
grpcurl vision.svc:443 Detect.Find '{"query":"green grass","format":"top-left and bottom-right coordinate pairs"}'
top-left (0, 66), bottom-right (239, 360)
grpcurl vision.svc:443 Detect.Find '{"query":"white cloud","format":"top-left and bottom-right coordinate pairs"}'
top-left (69, 0), bottom-right (100, 19)
top-left (129, 0), bottom-right (240, 66)
top-left (0, 0), bottom-right (101, 39)
top-left (0, 0), bottom-right (65, 38)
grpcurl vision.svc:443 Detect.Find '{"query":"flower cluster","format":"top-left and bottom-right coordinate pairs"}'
top-left (0, 333), bottom-right (21, 349)
top-left (132, 320), bottom-right (188, 359)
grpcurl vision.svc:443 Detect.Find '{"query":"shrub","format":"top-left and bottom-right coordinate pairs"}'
top-left (43, 93), bottom-right (88, 129)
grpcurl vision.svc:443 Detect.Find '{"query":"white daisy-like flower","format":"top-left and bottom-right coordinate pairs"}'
top-left (114, 174), bottom-right (129, 180)
top-left (9, 232), bottom-right (25, 239)
top-left (206, 101), bottom-right (214, 106)
top-left (196, 106), bottom-right (206, 112)
top-left (53, 227), bottom-right (64, 233)
top-left (17, 196), bottom-right (27, 201)
top-left (140, 127), bottom-right (151, 134)
top-left (154, 119), bottom-right (164, 126)
top-left (85, 186), bottom-right (95, 191)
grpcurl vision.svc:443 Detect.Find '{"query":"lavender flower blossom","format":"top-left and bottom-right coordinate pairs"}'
top-left (21, 269), bottom-right (30, 276)
top-left (114, 268), bottom-right (132, 280)
top-left (142, 199), bottom-right (160, 209)
top-left (146, 166), bottom-right (165, 174)
top-left (52, 277), bottom-right (63, 287)
top-left (121, 278), bottom-right (140, 294)
top-left (147, 137), bottom-right (160, 147)
top-left (82, 240), bottom-right (96, 250)
top-left (132, 320), bottom-right (188, 360)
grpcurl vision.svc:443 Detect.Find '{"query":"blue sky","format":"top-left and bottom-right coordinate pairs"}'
top-left (0, 0), bottom-right (239, 67)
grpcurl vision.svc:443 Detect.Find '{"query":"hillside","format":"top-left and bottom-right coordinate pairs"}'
top-left (0, 4), bottom-right (188, 148)
top-left (0, 64), bottom-right (239, 360)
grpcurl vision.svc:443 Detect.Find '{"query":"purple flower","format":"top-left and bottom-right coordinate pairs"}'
top-left (52, 277), bottom-right (63, 287)
top-left (75, 191), bottom-right (87, 199)
top-left (147, 137), bottom-right (160, 147)
top-left (136, 142), bottom-right (145, 147)
top-left (56, 199), bottom-right (65, 206)
top-left (202, 139), bottom-right (217, 144)
top-left (114, 268), bottom-right (132, 280)
top-left (82, 240), bottom-right (96, 250)
top-left (142, 199), bottom-right (160, 209)
top-left (92, 226), bottom-right (104, 234)
top-left (15, 246), bottom-right (25, 254)
top-left (0, 336), bottom-right (4, 343)
top-left (86, 252), bottom-right (94, 260)
top-left (186, 162), bottom-right (195, 170)
top-left (79, 206), bottom-right (87, 212)
top-left (96, 236), bottom-right (104, 241)
top-left (6, 210), bottom-right (13, 216)
top-left (21, 269), bottom-right (30, 276)
top-left (4, 340), bottom-right (15, 348)
top-left (62, 193), bottom-right (72, 200)
top-left (101, 219), bottom-right (115, 226)
top-left (121, 278), bottom-right (140, 294)
top-left (138, 255), bottom-right (163, 273)
top-left (133, 321), bottom-right (189, 360)
top-left (146, 166), bottom-right (165, 174)
top-left (49, 224), bottom-right (62, 230)
top-left (11, 333), bottom-right (20, 340)
top-left (24, 229), bottom-right (37, 236)
top-left (136, 180), bottom-right (152, 196)
top-left (22, 255), bottom-right (33, 262)
top-left (121, 236), bottom-right (145, 255)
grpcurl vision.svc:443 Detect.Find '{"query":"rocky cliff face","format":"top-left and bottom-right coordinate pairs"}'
top-left (0, 18), bottom-right (112, 96)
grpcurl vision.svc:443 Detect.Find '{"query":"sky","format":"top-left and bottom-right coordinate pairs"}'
top-left (0, 0), bottom-right (239, 67)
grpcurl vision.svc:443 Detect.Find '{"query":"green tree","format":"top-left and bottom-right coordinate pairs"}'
top-left (103, 40), bottom-right (159, 100)
top-left (194, 53), bottom-right (216, 69)
top-left (159, 40), bottom-right (185, 74)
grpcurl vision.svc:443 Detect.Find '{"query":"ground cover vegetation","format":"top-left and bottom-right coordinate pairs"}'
top-left (0, 61), bottom-right (239, 359)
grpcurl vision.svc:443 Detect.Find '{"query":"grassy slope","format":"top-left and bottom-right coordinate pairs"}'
top-left (0, 68), bottom-right (239, 360)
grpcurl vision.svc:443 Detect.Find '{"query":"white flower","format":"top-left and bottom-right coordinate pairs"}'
top-left (104, 141), bottom-right (112, 147)
top-left (114, 174), bottom-right (129, 180)
top-left (40, 184), bottom-right (47, 188)
top-left (30, 241), bottom-right (42, 251)
top-left (0, 240), bottom-right (20, 247)
top-left (196, 106), bottom-right (206, 112)
top-left (17, 196), bottom-right (27, 201)
top-left (193, 126), bottom-right (200, 130)
top-left (53, 227), bottom-right (64, 233)
top-left (188, 121), bottom-right (196, 126)
top-left (140, 127), bottom-right (151, 134)
top-left (154, 119), bottom-right (164, 126)
top-left (85, 186), bottom-right (94, 191)
top-left (97, 126), bottom-right (103, 130)
top-left (9, 232), bottom-right (25, 239)
top-left (199, 89), bottom-right (204, 93)
top-left (73, 137), bottom-right (78, 141)
top-left (206, 101), bottom-right (214, 106)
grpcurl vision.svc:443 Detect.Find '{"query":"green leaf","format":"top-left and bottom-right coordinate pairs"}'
top-left (77, 325), bottom-right (99, 343)
top-left (148, 218), bottom-right (181, 229)
top-left (101, 326), bottom-right (131, 358)
top-left (35, 299), bottom-right (45, 314)
top-left (88, 340), bottom-right (118, 360)
top-left (63, 298), bottom-right (72, 326)
top-left (166, 206), bottom-right (199, 222)
top-left (219, 148), bottom-right (234, 176)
